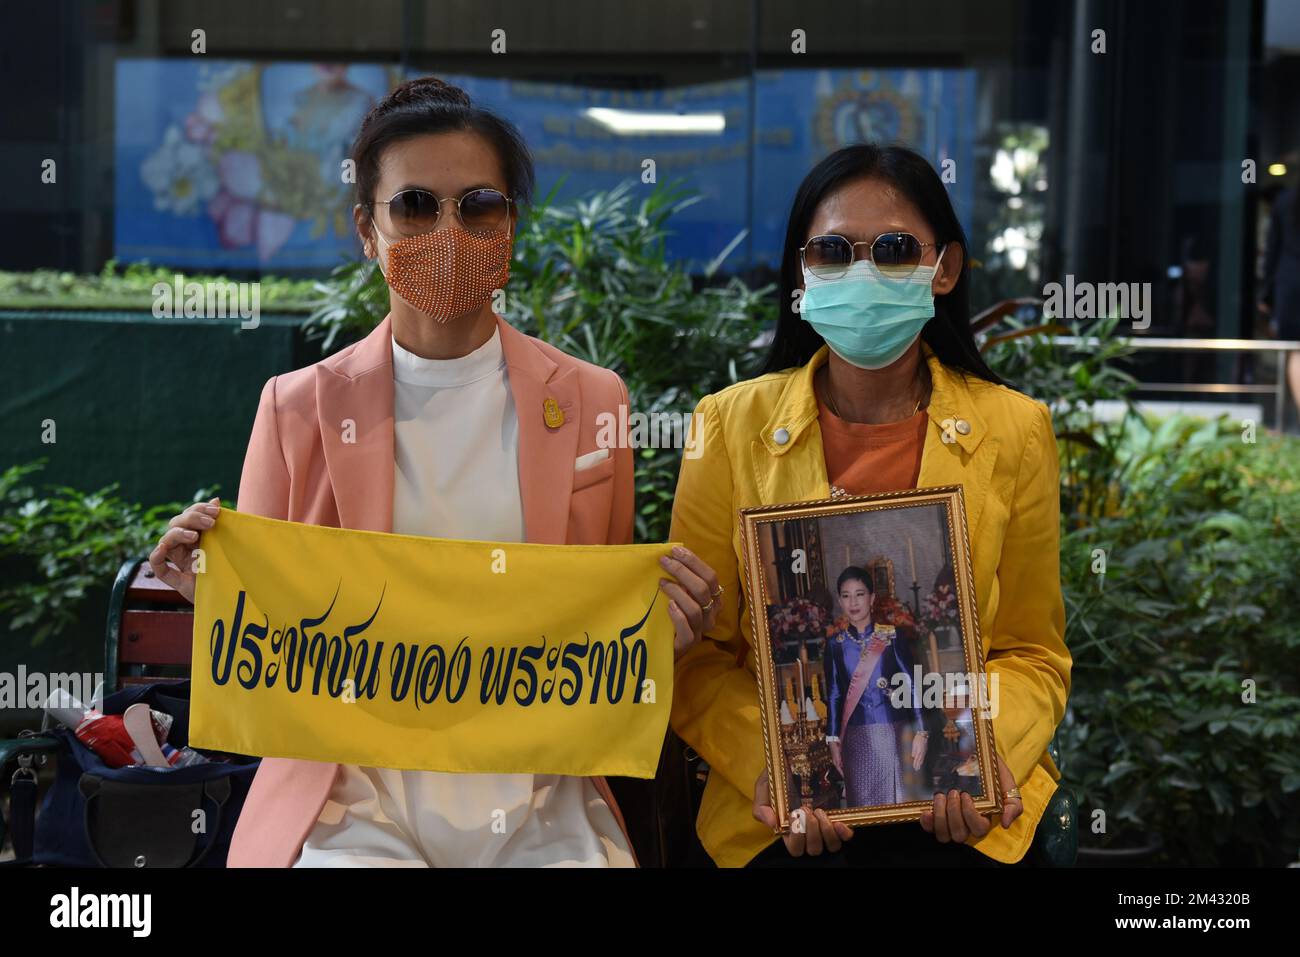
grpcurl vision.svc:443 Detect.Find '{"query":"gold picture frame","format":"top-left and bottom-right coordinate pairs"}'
top-left (738, 485), bottom-right (1001, 831)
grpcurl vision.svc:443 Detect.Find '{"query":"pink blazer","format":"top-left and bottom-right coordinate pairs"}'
top-left (224, 312), bottom-right (637, 866)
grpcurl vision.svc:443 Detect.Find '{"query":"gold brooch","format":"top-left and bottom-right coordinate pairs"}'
top-left (543, 397), bottom-right (565, 429)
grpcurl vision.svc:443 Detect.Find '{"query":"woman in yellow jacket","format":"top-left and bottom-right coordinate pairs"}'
top-left (669, 143), bottom-right (1070, 867)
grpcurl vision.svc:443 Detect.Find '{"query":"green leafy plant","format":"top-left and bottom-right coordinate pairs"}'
top-left (985, 310), bottom-right (1300, 864)
top-left (0, 259), bottom-right (318, 312)
top-left (0, 461), bottom-right (214, 647)
top-left (985, 313), bottom-right (1300, 864)
top-left (1055, 417), bottom-right (1300, 864)
top-left (300, 257), bottom-right (388, 353)
top-left (982, 310), bottom-right (1140, 526)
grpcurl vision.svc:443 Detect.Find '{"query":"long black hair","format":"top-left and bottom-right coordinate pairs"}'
top-left (763, 142), bottom-right (1004, 386)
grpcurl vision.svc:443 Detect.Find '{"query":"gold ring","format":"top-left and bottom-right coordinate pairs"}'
top-left (711, 584), bottom-right (724, 599)
top-left (1004, 787), bottom-right (1022, 801)
top-left (701, 598), bottom-right (715, 612)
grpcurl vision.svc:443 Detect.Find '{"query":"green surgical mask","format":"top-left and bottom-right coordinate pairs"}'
top-left (799, 249), bottom-right (946, 370)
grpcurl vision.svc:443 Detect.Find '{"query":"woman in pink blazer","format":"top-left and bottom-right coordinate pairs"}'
top-left (147, 76), bottom-right (721, 868)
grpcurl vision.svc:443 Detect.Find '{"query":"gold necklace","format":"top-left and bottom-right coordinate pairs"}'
top-left (822, 364), bottom-right (927, 421)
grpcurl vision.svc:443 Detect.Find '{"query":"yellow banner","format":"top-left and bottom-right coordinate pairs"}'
top-left (190, 509), bottom-right (676, 778)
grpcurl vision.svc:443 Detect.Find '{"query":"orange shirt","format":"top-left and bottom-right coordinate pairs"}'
top-left (816, 393), bottom-right (927, 495)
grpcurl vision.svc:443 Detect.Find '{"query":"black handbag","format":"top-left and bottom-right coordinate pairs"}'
top-left (30, 681), bottom-right (260, 868)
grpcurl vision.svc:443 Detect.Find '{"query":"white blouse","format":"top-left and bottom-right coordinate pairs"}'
top-left (291, 325), bottom-right (634, 868)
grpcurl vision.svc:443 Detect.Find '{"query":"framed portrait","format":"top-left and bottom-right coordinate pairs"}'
top-left (738, 485), bottom-right (1001, 831)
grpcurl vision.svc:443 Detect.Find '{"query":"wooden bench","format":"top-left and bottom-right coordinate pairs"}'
top-left (103, 557), bottom-right (194, 692)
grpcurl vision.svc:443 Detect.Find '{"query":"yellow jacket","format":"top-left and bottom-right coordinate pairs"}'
top-left (669, 340), bottom-right (1071, 867)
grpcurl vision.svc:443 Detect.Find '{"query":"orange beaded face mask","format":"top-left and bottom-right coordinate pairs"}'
top-left (374, 219), bottom-right (513, 322)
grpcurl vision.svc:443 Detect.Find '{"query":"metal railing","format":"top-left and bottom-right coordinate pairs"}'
top-left (1049, 335), bottom-right (1300, 427)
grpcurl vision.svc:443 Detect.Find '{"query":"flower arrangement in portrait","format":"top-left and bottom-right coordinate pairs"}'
top-left (920, 583), bottom-right (959, 633)
top-left (768, 596), bottom-right (830, 642)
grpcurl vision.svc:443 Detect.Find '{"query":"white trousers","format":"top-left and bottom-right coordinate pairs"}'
top-left (291, 764), bottom-right (634, 868)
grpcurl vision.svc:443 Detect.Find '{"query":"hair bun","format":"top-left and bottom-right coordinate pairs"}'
top-left (385, 76), bottom-right (472, 109)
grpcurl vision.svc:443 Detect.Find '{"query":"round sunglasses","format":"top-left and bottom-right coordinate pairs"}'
top-left (367, 187), bottom-right (513, 237)
top-left (800, 232), bottom-right (944, 280)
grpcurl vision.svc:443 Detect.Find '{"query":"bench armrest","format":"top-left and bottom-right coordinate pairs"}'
top-left (0, 735), bottom-right (60, 772)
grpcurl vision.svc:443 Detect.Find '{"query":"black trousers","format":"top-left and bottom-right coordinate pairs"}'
top-left (745, 819), bottom-right (1022, 868)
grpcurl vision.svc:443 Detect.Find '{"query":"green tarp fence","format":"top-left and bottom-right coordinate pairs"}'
top-left (0, 308), bottom-right (313, 730)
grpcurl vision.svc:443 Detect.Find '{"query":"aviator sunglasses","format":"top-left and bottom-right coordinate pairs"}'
top-left (800, 231), bottom-right (945, 280)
